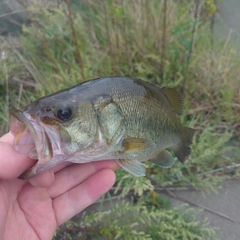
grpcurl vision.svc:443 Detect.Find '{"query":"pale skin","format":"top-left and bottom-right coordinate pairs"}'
top-left (0, 133), bottom-right (119, 240)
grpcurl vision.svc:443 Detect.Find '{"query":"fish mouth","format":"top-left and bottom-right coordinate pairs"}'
top-left (10, 108), bottom-right (63, 179)
top-left (11, 109), bottom-right (40, 154)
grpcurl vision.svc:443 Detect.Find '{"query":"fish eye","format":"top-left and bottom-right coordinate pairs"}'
top-left (56, 107), bottom-right (72, 121)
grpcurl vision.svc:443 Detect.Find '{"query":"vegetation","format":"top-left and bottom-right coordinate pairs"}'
top-left (54, 200), bottom-right (217, 240)
top-left (0, 0), bottom-right (239, 239)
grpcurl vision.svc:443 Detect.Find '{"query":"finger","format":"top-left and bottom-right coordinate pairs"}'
top-left (28, 169), bottom-right (55, 187)
top-left (28, 160), bottom-right (118, 188)
top-left (27, 161), bottom-right (72, 188)
top-left (22, 161), bottom-right (73, 187)
top-left (0, 141), bottom-right (36, 179)
top-left (48, 160), bottom-right (119, 198)
top-left (0, 132), bottom-right (14, 145)
top-left (52, 161), bottom-right (73, 173)
top-left (53, 168), bottom-right (116, 225)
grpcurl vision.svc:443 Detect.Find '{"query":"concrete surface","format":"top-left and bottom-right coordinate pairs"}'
top-left (162, 180), bottom-right (240, 240)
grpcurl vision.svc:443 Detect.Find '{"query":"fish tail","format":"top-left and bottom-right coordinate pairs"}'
top-left (173, 127), bottom-right (195, 163)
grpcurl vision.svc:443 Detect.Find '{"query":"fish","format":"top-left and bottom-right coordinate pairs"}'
top-left (10, 77), bottom-right (194, 179)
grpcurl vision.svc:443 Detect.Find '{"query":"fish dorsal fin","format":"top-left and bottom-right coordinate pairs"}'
top-left (161, 88), bottom-right (183, 115)
top-left (116, 159), bottom-right (146, 176)
top-left (122, 138), bottom-right (156, 153)
top-left (149, 150), bottom-right (176, 168)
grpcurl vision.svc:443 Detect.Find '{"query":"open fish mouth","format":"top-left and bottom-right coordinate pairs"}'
top-left (10, 108), bottom-right (64, 179)
top-left (11, 110), bottom-right (41, 157)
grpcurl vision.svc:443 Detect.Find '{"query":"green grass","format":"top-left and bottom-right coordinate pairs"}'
top-left (0, 0), bottom-right (240, 239)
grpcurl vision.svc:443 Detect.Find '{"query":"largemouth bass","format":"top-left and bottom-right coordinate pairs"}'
top-left (10, 77), bottom-right (194, 179)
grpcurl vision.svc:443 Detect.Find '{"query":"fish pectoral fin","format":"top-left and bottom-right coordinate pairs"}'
top-left (116, 159), bottom-right (146, 176)
top-left (122, 138), bottom-right (156, 153)
top-left (149, 150), bottom-right (176, 168)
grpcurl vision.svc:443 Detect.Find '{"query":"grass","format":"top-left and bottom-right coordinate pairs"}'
top-left (0, 0), bottom-right (240, 239)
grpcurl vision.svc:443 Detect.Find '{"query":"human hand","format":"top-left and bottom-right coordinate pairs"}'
top-left (0, 133), bottom-right (118, 240)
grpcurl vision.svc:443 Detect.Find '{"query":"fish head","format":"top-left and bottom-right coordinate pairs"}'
top-left (10, 93), bottom-right (98, 179)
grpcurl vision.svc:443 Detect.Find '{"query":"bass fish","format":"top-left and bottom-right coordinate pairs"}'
top-left (10, 77), bottom-right (194, 179)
